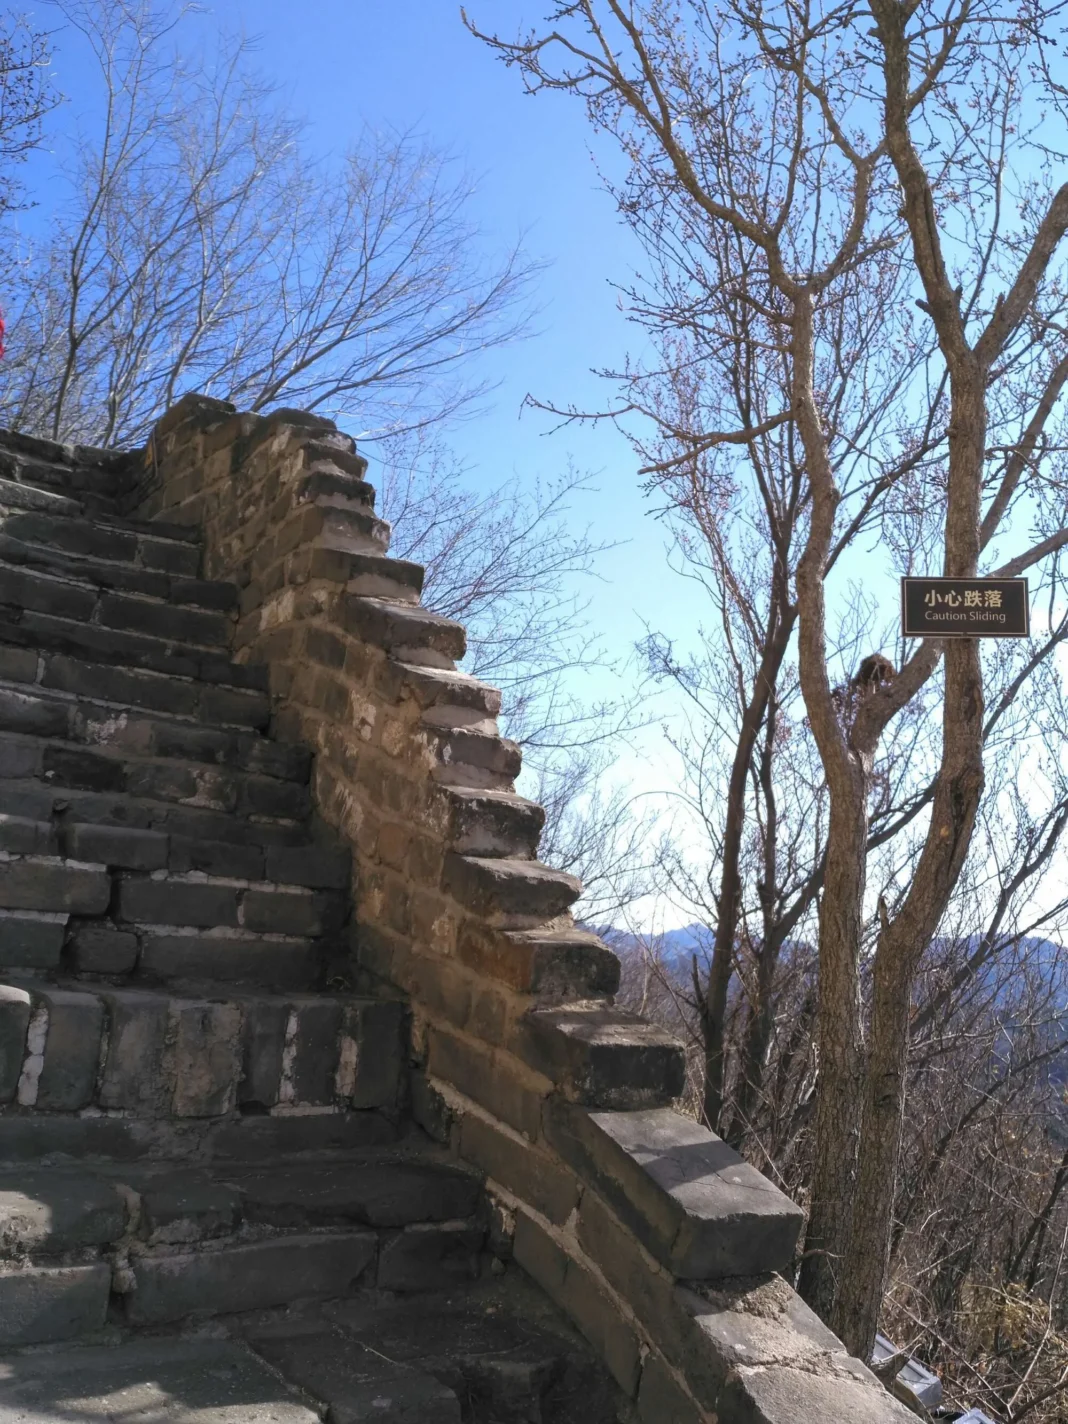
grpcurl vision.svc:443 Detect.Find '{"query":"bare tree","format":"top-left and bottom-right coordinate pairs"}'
top-left (0, 9), bottom-right (53, 222)
top-left (0, 0), bottom-right (536, 447)
top-left (469, 0), bottom-right (1068, 1359)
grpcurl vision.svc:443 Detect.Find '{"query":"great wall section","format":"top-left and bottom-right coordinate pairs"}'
top-left (0, 395), bottom-right (915, 1423)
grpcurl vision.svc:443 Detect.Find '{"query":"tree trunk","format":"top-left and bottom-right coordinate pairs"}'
top-left (795, 781), bottom-right (868, 1321)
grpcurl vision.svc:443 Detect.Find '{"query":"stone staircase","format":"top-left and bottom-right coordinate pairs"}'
top-left (0, 414), bottom-right (917, 1424)
top-left (0, 432), bottom-right (626, 1423)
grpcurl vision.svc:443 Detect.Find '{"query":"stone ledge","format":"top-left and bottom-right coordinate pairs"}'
top-left (517, 1005), bottom-right (686, 1109)
top-left (544, 1102), bottom-right (803, 1279)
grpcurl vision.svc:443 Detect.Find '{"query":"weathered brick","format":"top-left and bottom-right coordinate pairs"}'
top-left (427, 1026), bottom-right (549, 1140)
top-left (516, 1006), bottom-right (686, 1110)
top-left (513, 1209), bottom-right (641, 1397)
top-left (0, 1263), bottom-right (111, 1346)
top-left (0, 985), bottom-right (31, 1102)
top-left (34, 988), bottom-right (105, 1110)
top-left (0, 909), bottom-right (66, 969)
top-left (442, 854), bottom-right (581, 926)
top-left (68, 823), bottom-right (169, 870)
top-left (377, 1221), bottom-right (483, 1291)
top-left (341, 998), bottom-right (405, 1110)
top-left (99, 991), bottom-right (172, 1113)
top-left (171, 1000), bottom-right (242, 1116)
top-left (68, 922), bottom-right (140, 974)
top-left (126, 1233), bottom-right (377, 1324)
top-left (0, 856), bottom-right (111, 914)
top-left (459, 1103), bottom-right (580, 1225)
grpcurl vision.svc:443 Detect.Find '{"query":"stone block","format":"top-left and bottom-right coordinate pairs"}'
top-left (440, 787), bottom-right (545, 857)
top-left (0, 645), bottom-right (39, 683)
top-left (141, 1173), bottom-right (241, 1242)
top-left (211, 1111), bottom-right (398, 1161)
top-left (517, 1006), bottom-right (686, 1110)
top-left (126, 1232), bottom-right (378, 1323)
top-left (67, 823), bottom-right (169, 870)
top-left (343, 595), bottom-right (464, 658)
top-left (427, 1025), bottom-right (548, 1140)
top-left (0, 909), bottom-right (66, 969)
top-left (377, 1221), bottom-right (483, 1291)
top-left (234, 1156), bottom-right (481, 1230)
top-left (409, 1070), bottom-right (456, 1145)
top-left (442, 854), bottom-right (581, 925)
top-left (459, 1104), bottom-right (580, 1225)
top-left (242, 886), bottom-right (335, 936)
top-left (459, 924), bottom-right (621, 1001)
top-left (637, 1353), bottom-right (707, 1424)
top-left (720, 1363), bottom-right (917, 1423)
top-left (0, 1172), bottom-right (126, 1250)
top-left (34, 988), bottom-right (106, 1110)
top-left (283, 999), bottom-right (342, 1105)
top-left (0, 985), bottom-right (31, 1102)
top-left (513, 1209), bottom-right (641, 1397)
top-left (0, 1262), bottom-right (110, 1345)
top-left (118, 876), bottom-right (239, 928)
top-left (140, 930), bottom-right (318, 992)
top-left (265, 841), bottom-right (351, 889)
top-left (247, 1329), bottom-right (461, 1424)
top-left (0, 856), bottom-right (111, 914)
top-left (546, 1104), bottom-right (803, 1281)
top-left (170, 1000), bottom-right (242, 1116)
top-left (0, 814), bottom-right (57, 854)
top-left (342, 998), bottom-right (405, 1109)
top-left (98, 990), bottom-right (173, 1113)
top-left (69, 922), bottom-right (140, 974)
top-left (238, 1000), bottom-right (288, 1108)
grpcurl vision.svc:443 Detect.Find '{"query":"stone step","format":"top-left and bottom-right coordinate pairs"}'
top-left (342, 596), bottom-right (466, 666)
top-left (0, 777), bottom-right (329, 859)
top-left (0, 605), bottom-right (267, 689)
top-left (0, 529), bottom-right (236, 608)
top-left (0, 902), bottom-right (332, 989)
top-left (0, 1146), bottom-right (480, 1257)
top-left (0, 982), bottom-right (404, 1117)
top-left (114, 870), bottom-right (347, 935)
top-left (69, 922), bottom-right (327, 990)
top-left (247, 1324), bottom-right (462, 1422)
top-left (0, 679), bottom-right (308, 781)
top-left (427, 726), bottom-right (523, 791)
top-left (0, 645), bottom-right (271, 729)
top-left (0, 1104), bottom-right (402, 1167)
top-left (0, 1338), bottom-right (322, 1416)
top-left (0, 732), bottom-right (312, 821)
top-left (0, 855), bottom-right (346, 955)
top-left (0, 560), bottom-right (233, 649)
top-left (0, 506), bottom-right (202, 576)
top-left (0, 1148), bottom-right (484, 1342)
top-left (321, 1277), bottom-right (627, 1424)
top-left (0, 431), bottom-right (137, 512)
top-left (442, 854), bottom-right (583, 926)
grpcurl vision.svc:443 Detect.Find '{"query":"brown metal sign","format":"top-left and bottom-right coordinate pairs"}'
top-left (900, 577), bottom-right (1030, 638)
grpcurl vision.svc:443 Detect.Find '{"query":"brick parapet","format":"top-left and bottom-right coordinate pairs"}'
top-left (133, 392), bottom-right (916, 1424)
